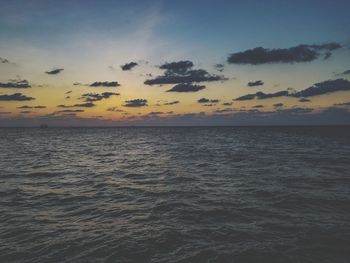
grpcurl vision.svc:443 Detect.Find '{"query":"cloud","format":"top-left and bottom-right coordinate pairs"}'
top-left (65, 90), bottom-right (72, 94)
top-left (167, 83), bottom-right (206, 92)
top-left (19, 111), bottom-right (31, 114)
top-left (144, 60), bottom-right (226, 85)
top-left (124, 99), bottom-right (148, 107)
top-left (336, 69), bottom-right (350, 76)
top-left (198, 98), bottom-right (220, 104)
top-left (294, 78), bottom-right (350, 97)
top-left (235, 79), bottom-right (350, 101)
top-left (253, 105), bottom-right (264, 108)
top-left (89, 81), bottom-right (121, 87)
top-left (45, 68), bottom-right (64, 75)
top-left (107, 107), bottom-right (125, 112)
top-left (0, 93), bottom-right (34, 101)
top-left (235, 90), bottom-right (289, 101)
top-left (227, 43), bottom-right (342, 65)
top-left (0, 80), bottom-right (31, 88)
top-left (248, 80), bottom-right (264, 87)
top-left (164, 100), bottom-right (179, 105)
top-left (299, 98), bottom-right (311, 102)
top-left (215, 64), bottom-right (224, 72)
top-left (57, 102), bottom-right (95, 108)
top-left (56, 109), bottom-right (84, 113)
top-left (273, 103), bottom-right (284, 107)
top-left (0, 57), bottom-right (9, 63)
top-left (17, 105), bottom-right (46, 109)
top-left (80, 92), bottom-right (120, 102)
top-left (222, 102), bottom-right (233, 106)
top-left (334, 102), bottom-right (350, 106)
top-left (0, 111), bottom-right (11, 114)
top-left (121, 62), bottom-right (138, 71)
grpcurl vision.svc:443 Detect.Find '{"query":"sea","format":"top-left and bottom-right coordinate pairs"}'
top-left (0, 126), bottom-right (349, 263)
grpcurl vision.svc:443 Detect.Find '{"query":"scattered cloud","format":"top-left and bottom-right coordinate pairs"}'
top-left (57, 102), bottom-right (95, 108)
top-left (299, 98), bottom-right (311, 102)
top-left (227, 43), bottom-right (342, 65)
top-left (80, 92), bottom-right (120, 102)
top-left (248, 80), bottom-right (264, 87)
top-left (107, 107), bottom-right (125, 112)
top-left (198, 98), bottom-right (220, 104)
top-left (235, 90), bottom-right (289, 101)
top-left (164, 100), bottom-right (179, 105)
top-left (45, 68), bottom-right (64, 75)
top-left (56, 109), bottom-right (84, 113)
top-left (124, 99), bottom-right (148, 107)
top-left (144, 60), bottom-right (226, 85)
top-left (17, 105), bottom-right (46, 109)
top-left (0, 80), bottom-right (31, 88)
top-left (273, 103), bottom-right (284, 107)
top-left (215, 64), bottom-right (224, 72)
top-left (336, 69), bottom-right (350, 76)
top-left (0, 57), bottom-right (10, 64)
top-left (0, 93), bottom-right (34, 101)
top-left (294, 79), bottom-right (350, 97)
top-left (167, 83), bottom-right (206, 92)
top-left (121, 62), bottom-right (138, 71)
top-left (235, 79), bottom-right (350, 100)
top-left (89, 81), bottom-right (120, 87)
top-left (334, 102), bottom-right (350, 106)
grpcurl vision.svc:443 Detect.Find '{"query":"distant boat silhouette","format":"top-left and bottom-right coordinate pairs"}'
top-left (40, 124), bottom-right (48, 128)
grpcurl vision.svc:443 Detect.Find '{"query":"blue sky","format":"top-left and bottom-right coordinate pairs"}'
top-left (0, 0), bottom-right (350, 126)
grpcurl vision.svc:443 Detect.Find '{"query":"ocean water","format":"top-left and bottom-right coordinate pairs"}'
top-left (0, 126), bottom-right (349, 263)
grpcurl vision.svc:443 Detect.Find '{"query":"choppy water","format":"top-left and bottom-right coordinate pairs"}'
top-left (0, 126), bottom-right (350, 263)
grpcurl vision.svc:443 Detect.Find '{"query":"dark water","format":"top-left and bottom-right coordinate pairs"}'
top-left (0, 126), bottom-right (350, 263)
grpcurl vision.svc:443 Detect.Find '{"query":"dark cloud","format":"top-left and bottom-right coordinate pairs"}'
top-left (299, 98), bottom-right (311, 102)
top-left (107, 107), bottom-right (125, 112)
top-left (222, 102), bottom-right (233, 106)
top-left (45, 68), bottom-right (64, 75)
top-left (167, 83), bottom-right (206, 92)
top-left (273, 103), bottom-right (284, 107)
top-left (19, 111), bottom-right (32, 114)
top-left (89, 81), bottom-right (120, 87)
top-left (0, 93), bottom-right (34, 101)
top-left (56, 109), bottom-right (84, 113)
top-left (17, 105), bottom-right (46, 109)
top-left (121, 62), bottom-right (138, 71)
top-left (0, 80), bottom-right (31, 88)
top-left (198, 98), bottom-right (220, 104)
top-left (65, 90), bottom-right (72, 94)
top-left (336, 69), bottom-right (350, 76)
top-left (235, 90), bottom-right (289, 101)
top-left (294, 78), bottom-right (350, 97)
top-left (334, 102), bottom-right (350, 106)
top-left (214, 108), bottom-right (234, 113)
top-left (144, 60), bottom-right (226, 85)
top-left (235, 79), bottom-right (350, 101)
top-left (248, 80), bottom-right (264, 87)
top-left (80, 92), bottom-right (120, 102)
top-left (57, 103), bottom-right (96, 108)
top-left (164, 100), bottom-right (179, 105)
top-left (253, 105), bottom-right (264, 108)
top-left (124, 99), bottom-right (148, 107)
top-left (215, 64), bottom-right (224, 72)
top-left (227, 43), bottom-right (342, 65)
top-left (0, 57), bottom-right (9, 63)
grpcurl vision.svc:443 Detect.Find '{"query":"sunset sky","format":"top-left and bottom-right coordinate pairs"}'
top-left (1, 0), bottom-right (350, 126)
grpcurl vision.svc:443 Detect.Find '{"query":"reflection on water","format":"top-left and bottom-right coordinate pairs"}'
top-left (0, 127), bottom-right (350, 262)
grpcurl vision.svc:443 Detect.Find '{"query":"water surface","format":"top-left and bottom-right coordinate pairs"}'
top-left (0, 127), bottom-right (349, 262)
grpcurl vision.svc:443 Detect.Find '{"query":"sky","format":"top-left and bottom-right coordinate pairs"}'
top-left (0, 0), bottom-right (350, 126)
